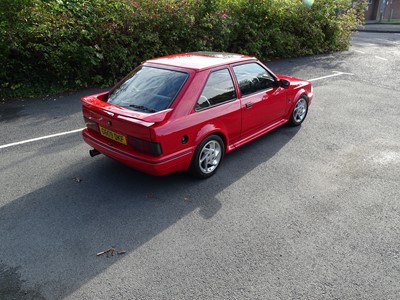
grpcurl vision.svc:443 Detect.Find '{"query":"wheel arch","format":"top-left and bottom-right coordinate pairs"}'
top-left (286, 89), bottom-right (309, 120)
top-left (294, 89), bottom-right (309, 104)
top-left (193, 123), bottom-right (228, 153)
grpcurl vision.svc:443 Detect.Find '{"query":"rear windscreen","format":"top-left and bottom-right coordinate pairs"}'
top-left (108, 66), bottom-right (188, 113)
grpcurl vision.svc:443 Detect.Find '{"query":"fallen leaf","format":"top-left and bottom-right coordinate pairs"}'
top-left (73, 177), bottom-right (82, 183)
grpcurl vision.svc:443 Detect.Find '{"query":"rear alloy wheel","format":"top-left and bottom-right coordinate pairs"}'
top-left (289, 96), bottom-right (308, 126)
top-left (190, 135), bottom-right (224, 179)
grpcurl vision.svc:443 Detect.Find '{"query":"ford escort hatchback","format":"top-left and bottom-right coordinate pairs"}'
top-left (81, 52), bottom-right (313, 178)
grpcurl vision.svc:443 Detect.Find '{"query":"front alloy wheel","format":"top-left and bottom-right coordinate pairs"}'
top-left (289, 96), bottom-right (308, 126)
top-left (190, 135), bottom-right (224, 178)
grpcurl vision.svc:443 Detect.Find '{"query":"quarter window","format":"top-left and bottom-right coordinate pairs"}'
top-left (233, 63), bottom-right (276, 96)
top-left (195, 69), bottom-right (236, 110)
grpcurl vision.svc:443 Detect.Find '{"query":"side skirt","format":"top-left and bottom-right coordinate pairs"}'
top-left (227, 119), bottom-right (288, 152)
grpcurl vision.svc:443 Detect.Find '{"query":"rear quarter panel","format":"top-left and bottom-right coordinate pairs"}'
top-left (153, 101), bottom-right (242, 158)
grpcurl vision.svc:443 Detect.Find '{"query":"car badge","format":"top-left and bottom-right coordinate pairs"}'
top-left (107, 120), bottom-right (112, 127)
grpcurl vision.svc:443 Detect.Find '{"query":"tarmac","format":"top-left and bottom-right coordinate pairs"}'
top-left (356, 22), bottom-right (400, 33)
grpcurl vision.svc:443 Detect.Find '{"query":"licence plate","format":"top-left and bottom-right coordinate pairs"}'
top-left (99, 126), bottom-right (127, 145)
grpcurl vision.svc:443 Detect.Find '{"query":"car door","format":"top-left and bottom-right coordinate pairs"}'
top-left (191, 68), bottom-right (242, 145)
top-left (232, 62), bottom-right (287, 137)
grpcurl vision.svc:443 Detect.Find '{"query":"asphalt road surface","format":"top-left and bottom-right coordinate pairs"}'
top-left (1, 31), bottom-right (399, 299)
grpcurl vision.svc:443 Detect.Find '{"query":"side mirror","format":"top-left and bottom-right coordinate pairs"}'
top-left (280, 79), bottom-right (290, 88)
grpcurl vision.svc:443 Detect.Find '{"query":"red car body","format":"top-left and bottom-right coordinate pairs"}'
top-left (81, 52), bottom-right (313, 177)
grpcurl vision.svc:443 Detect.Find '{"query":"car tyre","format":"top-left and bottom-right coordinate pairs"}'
top-left (189, 134), bottom-right (224, 179)
top-left (289, 96), bottom-right (308, 126)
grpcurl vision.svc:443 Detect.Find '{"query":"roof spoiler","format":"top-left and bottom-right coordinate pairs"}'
top-left (81, 92), bottom-right (174, 125)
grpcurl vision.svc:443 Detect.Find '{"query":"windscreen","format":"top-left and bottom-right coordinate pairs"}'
top-left (108, 66), bottom-right (188, 113)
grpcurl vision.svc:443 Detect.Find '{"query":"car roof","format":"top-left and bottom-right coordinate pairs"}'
top-left (145, 52), bottom-right (256, 71)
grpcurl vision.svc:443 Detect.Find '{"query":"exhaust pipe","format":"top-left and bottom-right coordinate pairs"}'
top-left (89, 149), bottom-right (101, 157)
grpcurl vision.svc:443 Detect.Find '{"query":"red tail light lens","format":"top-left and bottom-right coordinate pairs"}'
top-left (128, 136), bottom-right (162, 156)
top-left (84, 117), bottom-right (100, 133)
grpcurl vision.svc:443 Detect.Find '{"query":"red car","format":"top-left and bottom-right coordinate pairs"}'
top-left (81, 52), bottom-right (313, 178)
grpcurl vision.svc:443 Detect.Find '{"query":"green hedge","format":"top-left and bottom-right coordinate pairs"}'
top-left (0, 0), bottom-right (365, 98)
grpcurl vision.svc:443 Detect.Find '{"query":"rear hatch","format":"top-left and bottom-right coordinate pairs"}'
top-left (82, 64), bottom-right (189, 155)
top-left (82, 92), bottom-right (172, 155)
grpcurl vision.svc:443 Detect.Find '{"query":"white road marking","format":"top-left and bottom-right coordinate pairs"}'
top-left (353, 49), bottom-right (366, 54)
top-left (375, 56), bottom-right (388, 61)
top-left (375, 38), bottom-right (400, 45)
top-left (0, 70), bottom-right (356, 150)
top-left (308, 71), bottom-right (354, 82)
top-left (0, 128), bottom-right (84, 150)
top-left (352, 43), bottom-right (375, 47)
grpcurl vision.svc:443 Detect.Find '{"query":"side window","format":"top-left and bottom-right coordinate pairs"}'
top-left (195, 69), bottom-right (237, 110)
top-left (233, 63), bottom-right (276, 97)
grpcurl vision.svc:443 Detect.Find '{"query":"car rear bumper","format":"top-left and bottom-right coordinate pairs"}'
top-left (82, 129), bottom-right (193, 176)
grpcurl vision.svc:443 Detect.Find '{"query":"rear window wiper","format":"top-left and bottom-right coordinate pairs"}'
top-left (129, 104), bottom-right (157, 113)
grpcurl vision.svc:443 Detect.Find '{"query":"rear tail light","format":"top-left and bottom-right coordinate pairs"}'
top-left (128, 136), bottom-right (162, 156)
top-left (84, 117), bottom-right (100, 133)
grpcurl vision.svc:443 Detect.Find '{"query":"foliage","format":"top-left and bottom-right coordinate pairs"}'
top-left (0, 0), bottom-right (366, 99)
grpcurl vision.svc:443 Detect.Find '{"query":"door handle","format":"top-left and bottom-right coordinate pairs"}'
top-left (245, 102), bottom-right (253, 108)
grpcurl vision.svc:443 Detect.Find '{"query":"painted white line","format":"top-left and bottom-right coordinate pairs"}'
top-left (353, 49), bottom-right (366, 54)
top-left (375, 56), bottom-right (388, 61)
top-left (375, 38), bottom-right (400, 45)
top-left (0, 128), bottom-right (84, 150)
top-left (308, 71), bottom-right (354, 82)
top-left (352, 42), bottom-right (375, 47)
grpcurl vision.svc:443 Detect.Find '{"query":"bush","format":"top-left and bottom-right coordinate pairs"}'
top-left (0, 0), bottom-right (365, 99)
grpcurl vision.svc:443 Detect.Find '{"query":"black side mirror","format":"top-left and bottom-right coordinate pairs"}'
top-left (280, 79), bottom-right (290, 88)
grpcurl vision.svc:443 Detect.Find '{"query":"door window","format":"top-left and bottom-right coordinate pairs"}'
top-left (195, 69), bottom-right (237, 110)
top-left (233, 63), bottom-right (276, 97)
